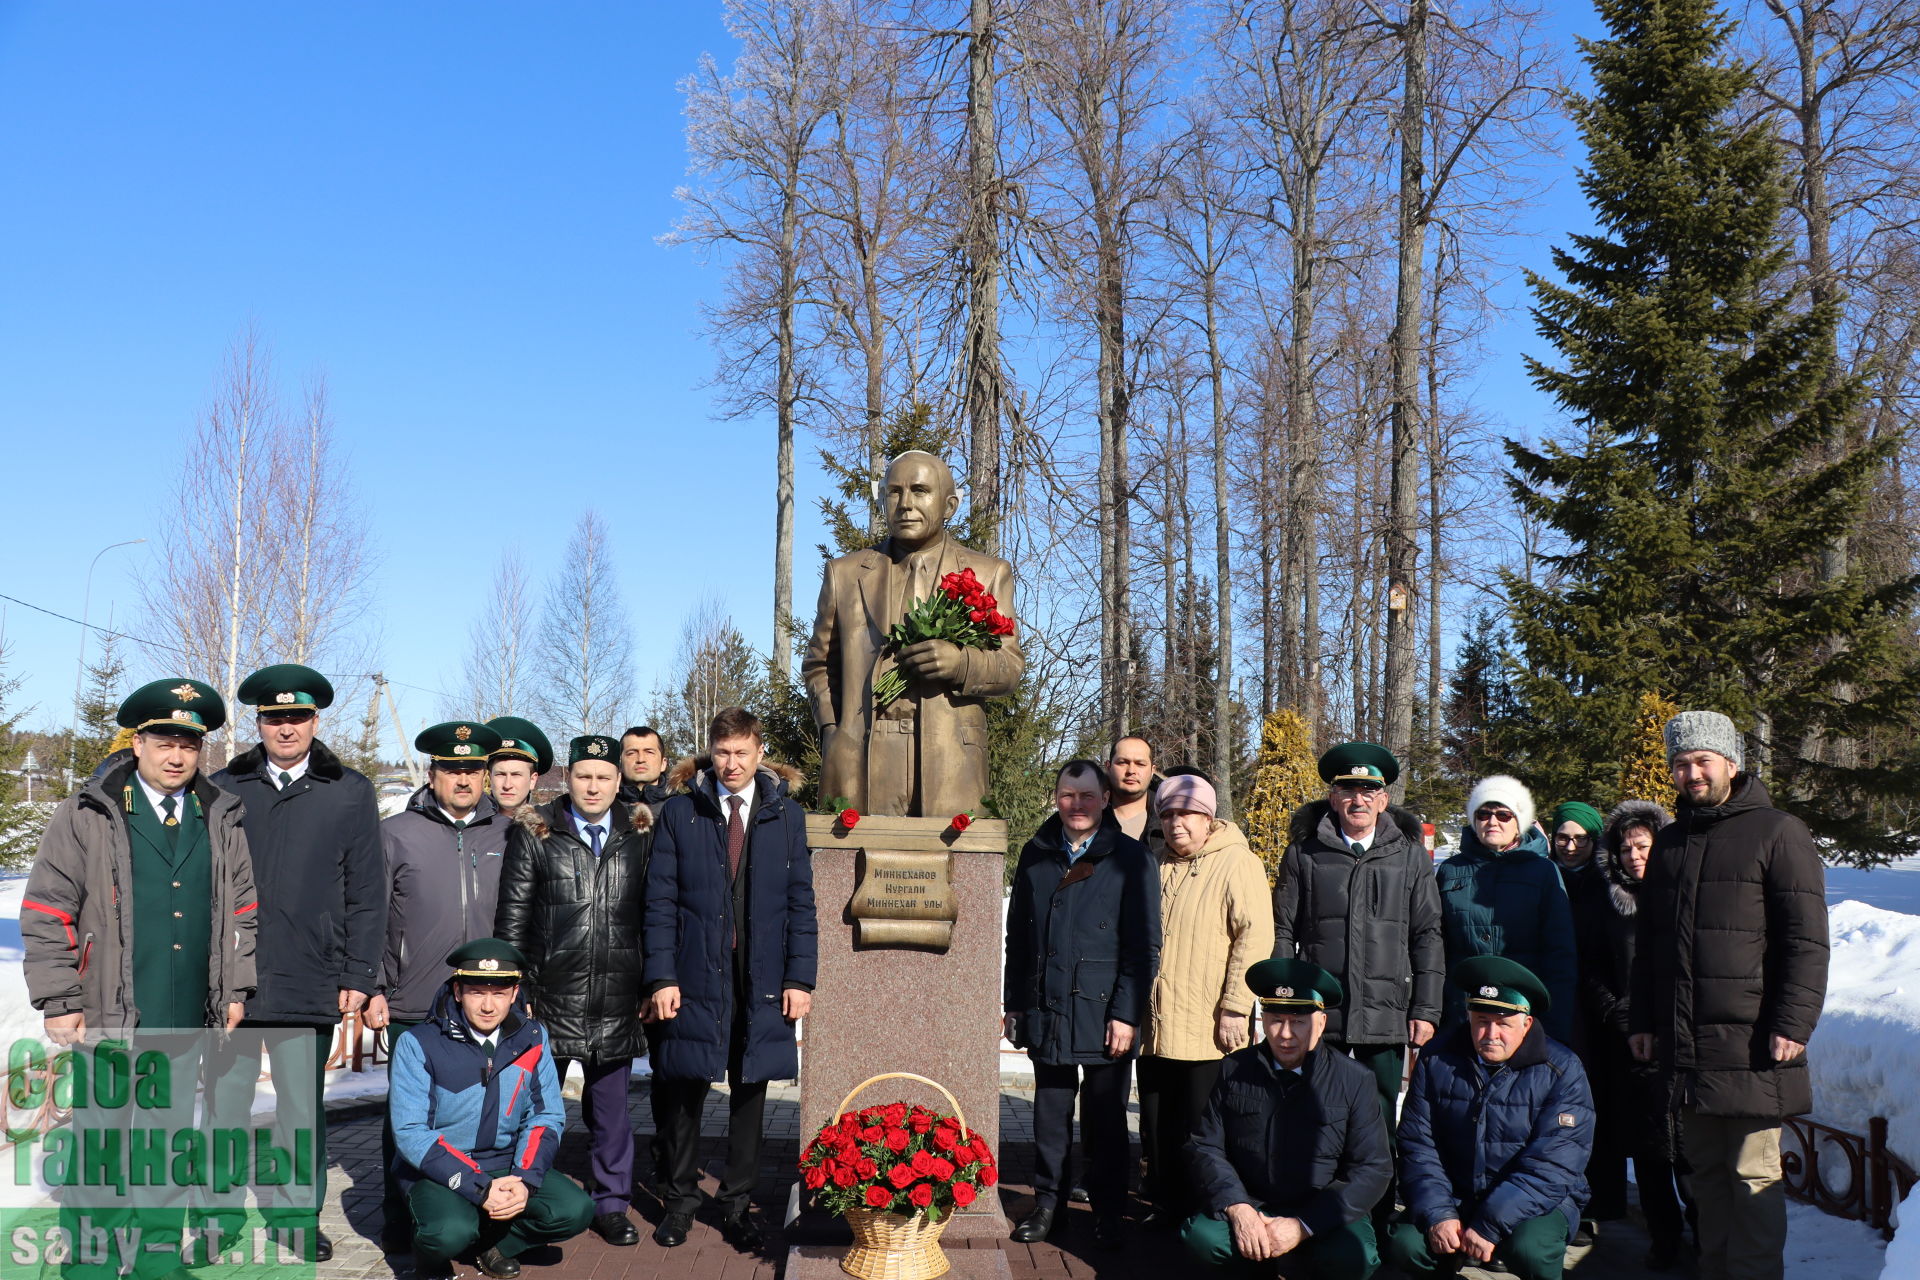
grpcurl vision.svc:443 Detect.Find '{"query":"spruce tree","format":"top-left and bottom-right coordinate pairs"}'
top-left (70, 630), bottom-right (128, 785)
top-left (1506, 0), bottom-right (1920, 862)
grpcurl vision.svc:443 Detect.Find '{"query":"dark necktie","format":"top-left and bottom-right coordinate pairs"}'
top-left (160, 795), bottom-right (178, 827)
top-left (1351, 841), bottom-right (1365, 857)
top-left (278, 770), bottom-right (293, 790)
top-left (727, 796), bottom-right (745, 882)
top-left (587, 824), bottom-right (605, 858)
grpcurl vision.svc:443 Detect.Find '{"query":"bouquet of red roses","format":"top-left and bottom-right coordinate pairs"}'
top-left (872, 567), bottom-right (1016, 709)
top-left (798, 1101), bottom-right (999, 1222)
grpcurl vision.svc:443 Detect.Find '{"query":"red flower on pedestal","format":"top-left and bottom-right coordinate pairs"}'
top-left (839, 808), bottom-right (861, 829)
top-left (949, 813), bottom-right (973, 833)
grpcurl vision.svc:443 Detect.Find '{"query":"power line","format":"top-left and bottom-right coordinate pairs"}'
top-left (0, 590), bottom-right (454, 701)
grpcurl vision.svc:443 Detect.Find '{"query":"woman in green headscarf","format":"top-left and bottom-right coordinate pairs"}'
top-left (1548, 800), bottom-right (1604, 875)
top-left (1548, 798), bottom-right (1609, 1246)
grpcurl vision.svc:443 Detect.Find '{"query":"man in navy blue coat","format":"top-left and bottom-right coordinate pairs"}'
top-left (1003, 759), bottom-right (1161, 1250)
top-left (643, 707), bottom-right (817, 1252)
top-left (1388, 957), bottom-right (1593, 1280)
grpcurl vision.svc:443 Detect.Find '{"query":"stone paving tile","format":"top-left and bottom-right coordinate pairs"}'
top-left (311, 1076), bottom-right (1648, 1279)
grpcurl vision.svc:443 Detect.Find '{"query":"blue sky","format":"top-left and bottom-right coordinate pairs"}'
top-left (0, 1), bottom-right (1603, 748)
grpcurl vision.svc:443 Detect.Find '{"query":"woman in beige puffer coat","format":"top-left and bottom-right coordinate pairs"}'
top-left (1137, 772), bottom-right (1275, 1227)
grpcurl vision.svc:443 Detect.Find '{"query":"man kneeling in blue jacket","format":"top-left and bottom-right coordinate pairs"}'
top-left (389, 939), bottom-right (594, 1279)
top-left (1182, 958), bottom-right (1392, 1278)
top-left (1388, 956), bottom-right (1593, 1280)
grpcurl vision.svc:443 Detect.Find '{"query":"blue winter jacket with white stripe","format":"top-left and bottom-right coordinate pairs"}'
top-left (1397, 1019), bottom-right (1594, 1242)
top-left (388, 982), bottom-right (565, 1206)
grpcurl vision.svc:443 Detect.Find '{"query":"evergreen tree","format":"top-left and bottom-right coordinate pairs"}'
top-left (1504, 0), bottom-right (1920, 862)
top-left (338, 686), bottom-right (387, 781)
top-left (0, 640), bottom-right (43, 867)
top-left (70, 629), bottom-right (128, 785)
top-left (1618, 691), bottom-right (1680, 807)
top-left (1240, 709), bottom-right (1318, 883)
top-left (1441, 610), bottom-right (1522, 784)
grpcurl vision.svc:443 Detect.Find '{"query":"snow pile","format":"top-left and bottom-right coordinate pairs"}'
top-left (1812, 900), bottom-right (1920, 1170)
top-left (1881, 1185), bottom-right (1920, 1279)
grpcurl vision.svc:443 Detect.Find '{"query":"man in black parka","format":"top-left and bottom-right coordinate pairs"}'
top-left (210, 663), bottom-right (385, 1263)
top-left (1630, 711), bottom-right (1828, 1280)
top-left (495, 733), bottom-right (653, 1248)
top-left (1003, 759), bottom-right (1161, 1250)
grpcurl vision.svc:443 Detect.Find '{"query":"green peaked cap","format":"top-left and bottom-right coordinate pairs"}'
top-left (446, 937), bottom-right (526, 983)
top-left (118, 678), bottom-right (226, 736)
top-left (236, 663), bottom-right (334, 713)
top-left (1246, 957), bottom-right (1344, 1011)
top-left (1454, 955), bottom-right (1551, 1016)
top-left (1319, 741), bottom-right (1399, 786)
top-left (487, 716), bottom-right (553, 774)
top-left (416, 721), bottom-right (502, 762)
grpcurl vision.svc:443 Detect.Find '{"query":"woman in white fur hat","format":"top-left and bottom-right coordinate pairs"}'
top-left (1433, 774), bottom-right (1577, 1041)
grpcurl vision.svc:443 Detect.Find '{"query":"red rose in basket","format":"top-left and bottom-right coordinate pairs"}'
top-left (871, 567), bottom-right (1017, 709)
top-left (797, 1075), bottom-right (1000, 1244)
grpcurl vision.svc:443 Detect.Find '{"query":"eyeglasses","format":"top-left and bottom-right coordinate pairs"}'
top-left (1551, 834), bottom-right (1593, 846)
top-left (1474, 808), bottom-right (1517, 823)
top-left (1333, 782), bottom-right (1385, 796)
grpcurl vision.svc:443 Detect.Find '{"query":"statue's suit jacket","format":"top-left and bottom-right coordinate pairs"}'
top-left (802, 536), bottom-right (1024, 816)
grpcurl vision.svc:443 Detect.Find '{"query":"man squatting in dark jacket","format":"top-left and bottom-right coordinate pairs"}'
top-left (1183, 958), bottom-right (1393, 1279)
top-left (1388, 957), bottom-right (1594, 1280)
top-left (388, 938), bottom-right (594, 1279)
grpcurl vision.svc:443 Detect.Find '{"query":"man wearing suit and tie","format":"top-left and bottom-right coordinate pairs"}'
top-left (802, 449), bottom-right (1023, 817)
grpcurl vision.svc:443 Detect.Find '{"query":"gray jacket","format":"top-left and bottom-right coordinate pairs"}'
top-left (1273, 801), bottom-right (1444, 1045)
top-left (378, 787), bottom-right (512, 1021)
top-left (21, 760), bottom-right (258, 1031)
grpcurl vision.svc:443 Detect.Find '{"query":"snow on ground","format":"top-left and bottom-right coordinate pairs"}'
top-left (1789, 1198), bottom-right (1888, 1276)
top-left (1811, 900), bottom-right (1920, 1167)
top-left (1883, 1185), bottom-right (1920, 1279)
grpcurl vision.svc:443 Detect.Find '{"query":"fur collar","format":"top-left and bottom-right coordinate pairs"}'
top-left (1288, 798), bottom-right (1424, 852)
top-left (1599, 798), bottom-right (1672, 916)
top-left (665, 755), bottom-right (807, 795)
top-left (513, 793), bottom-right (653, 842)
top-left (225, 737), bottom-right (347, 783)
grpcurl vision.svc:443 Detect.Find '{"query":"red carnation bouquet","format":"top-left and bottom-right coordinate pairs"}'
top-left (872, 567), bottom-right (1016, 709)
top-left (799, 1101), bottom-right (999, 1222)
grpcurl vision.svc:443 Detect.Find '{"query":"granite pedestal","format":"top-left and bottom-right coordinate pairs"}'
top-left (800, 815), bottom-right (1012, 1240)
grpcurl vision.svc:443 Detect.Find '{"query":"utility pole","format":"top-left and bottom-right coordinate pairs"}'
top-left (373, 673), bottom-right (422, 787)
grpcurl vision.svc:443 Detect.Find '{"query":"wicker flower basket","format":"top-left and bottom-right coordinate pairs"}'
top-left (834, 1072), bottom-right (963, 1280)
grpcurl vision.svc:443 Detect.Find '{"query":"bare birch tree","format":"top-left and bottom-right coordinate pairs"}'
top-left (454, 549), bottom-right (537, 720)
top-left (535, 512), bottom-right (637, 737)
top-left (667, 0), bottom-right (844, 671)
top-left (265, 375), bottom-right (375, 668)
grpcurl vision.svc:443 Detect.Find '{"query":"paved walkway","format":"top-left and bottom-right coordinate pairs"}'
top-left (316, 1079), bottom-right (1662, 1279)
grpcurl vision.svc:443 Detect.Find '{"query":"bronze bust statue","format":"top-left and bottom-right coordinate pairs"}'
top-left (802, 451), bottom-right (1024, 817)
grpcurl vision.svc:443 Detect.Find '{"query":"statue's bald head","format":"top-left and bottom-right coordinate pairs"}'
top-left (882, 450), bottom-right (960, 551)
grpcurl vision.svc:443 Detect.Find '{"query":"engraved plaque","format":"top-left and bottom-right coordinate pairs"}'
top-left (850, 848), bottom-right (958, 950)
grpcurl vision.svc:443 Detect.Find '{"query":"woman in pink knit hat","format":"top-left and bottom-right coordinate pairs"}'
top-left (1136, 771), bottom-right (1275, 1230)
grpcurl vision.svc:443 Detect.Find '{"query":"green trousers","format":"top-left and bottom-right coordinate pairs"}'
top-left (1182, 1211), bottom-right (1378, 1279)
top-left (409, 1171), bottom-right (595, 1262)
top-left (1384, 1213), bottom-right (1569, 1280)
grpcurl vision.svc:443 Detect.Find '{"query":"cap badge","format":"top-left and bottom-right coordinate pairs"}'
top-left (455, 725), bottom-right (473, 741)
top-left (275, 692), bottom-right (296, 704)
top-left (477, 958), bottom-right (500, 971)
top-left (171, 709), bottom-right (191, 722)
top-left (588, 740), bottom-right (607, 756)
top-left (454, 744), bottom-right (473, 756)
top-left (1277, 986), bottom-right (1294, 998)
top-left (170, 684), bottom-right (199, 701)
top-left (1479, 985), bottom-right (1499, 997)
